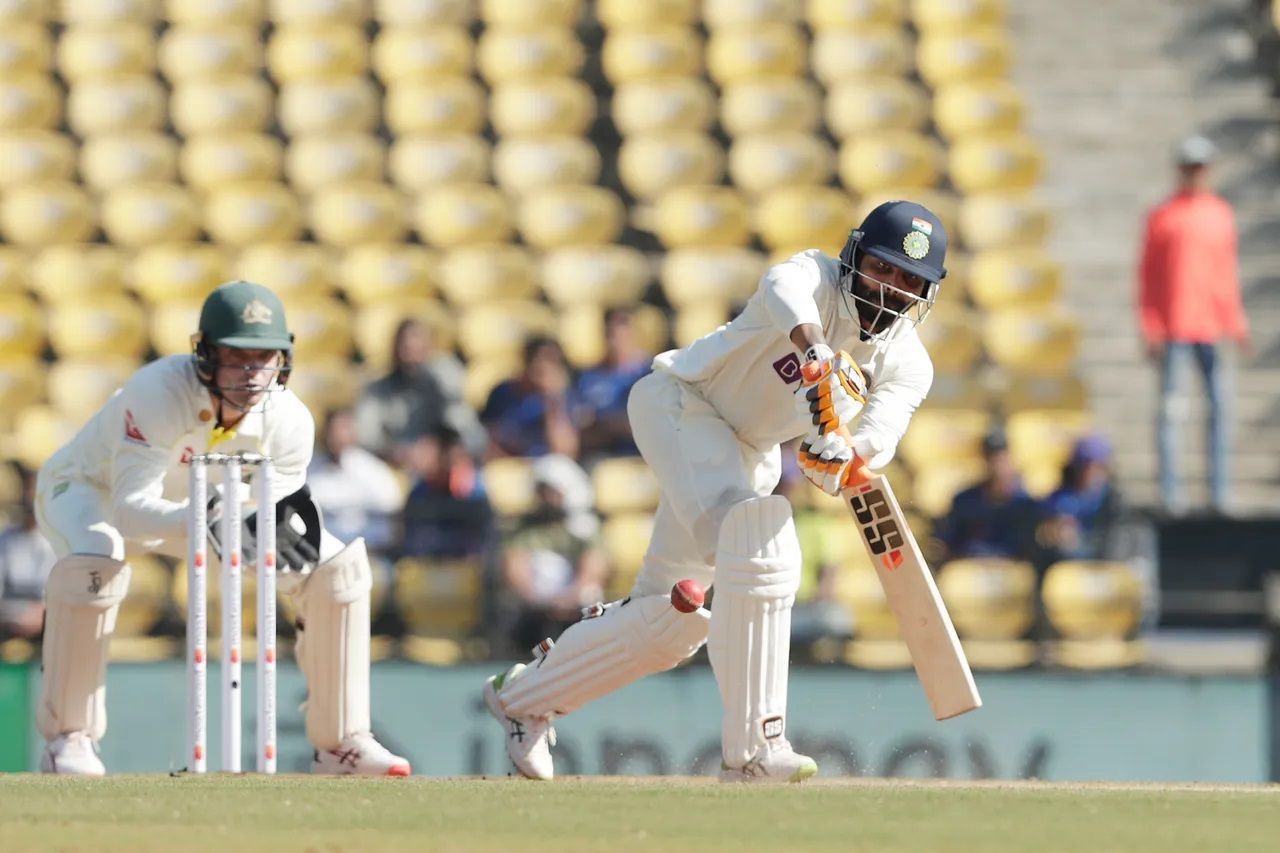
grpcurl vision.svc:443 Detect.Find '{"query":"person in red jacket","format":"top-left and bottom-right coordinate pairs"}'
top-left (1138, 135), bottom-right (1251, 514)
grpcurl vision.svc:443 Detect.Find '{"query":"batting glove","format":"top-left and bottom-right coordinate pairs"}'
top-left (797, 427), bottom-right (859, 496)
top-left (793, 346), bottom-right (867, 437)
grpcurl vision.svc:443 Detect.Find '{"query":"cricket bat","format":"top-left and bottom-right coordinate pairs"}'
top-left (842, 465), bottom-right (982, 720)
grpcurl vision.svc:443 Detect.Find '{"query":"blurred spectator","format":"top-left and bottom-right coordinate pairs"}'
top-left (575, 308), bottom-right (652, 457)
top-left (0, 465), bottom-right (56, 641)
top-left (307, 408), bottom-right (403, 555)
top-left (481, 337), bottom-right (580, 459)
top-left (934, 429), bottom-right (1040, 563)
top-left (1034, 434), bottom-right (1121, 564)
top-left (401, 429), bottom-right (493, 560)
top-left (1138, 135), bottom-right (1250, 514)
top-left (497, 455), bottom-right (607, 653)
top-left (357, 318), bottom-right (486, 464)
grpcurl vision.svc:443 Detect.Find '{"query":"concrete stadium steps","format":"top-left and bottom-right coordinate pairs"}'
top-left (1009, 0), bottom-right (1280, 513)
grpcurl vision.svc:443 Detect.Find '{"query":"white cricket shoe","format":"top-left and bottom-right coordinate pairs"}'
top-left (484, 664), bottom-right (556, 781)
top-left (719, 739), bottom-right (818, 784)
top-left (311, 732), bottom-right (411, 777)
top-left (40, 732), bottom-right (106, 776)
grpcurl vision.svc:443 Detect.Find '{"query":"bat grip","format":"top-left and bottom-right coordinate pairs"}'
top-left (844, 461), bottom-right (873, 488)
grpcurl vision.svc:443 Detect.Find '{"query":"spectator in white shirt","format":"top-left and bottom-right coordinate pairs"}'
top-left (0, 464), bottom-right (56, 640)
top-left (308, 408), bottom-right (404, 555)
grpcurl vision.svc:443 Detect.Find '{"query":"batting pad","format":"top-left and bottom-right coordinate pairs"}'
top-left (292, 538), bottom-right (372, 750)
top-left (708, 495), bottom-right (801, 768)
top-left (38, 555), bottom-right (131, 741)
top-left (500, 594), bottom-right (709, 719)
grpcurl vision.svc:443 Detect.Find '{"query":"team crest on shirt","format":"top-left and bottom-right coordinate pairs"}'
top-left (124, 409), bottom-right (149, 446)
top-left (903, 231), bottom-right (930, 260)
top-left (241, 299), bottom-right (273, 324)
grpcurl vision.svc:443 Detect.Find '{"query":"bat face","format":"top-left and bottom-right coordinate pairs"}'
top-left (847, 481), bottom-right (906, 570)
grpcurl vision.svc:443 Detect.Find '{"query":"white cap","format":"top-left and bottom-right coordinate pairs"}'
top-left (1175, 135), bottom-right (1216, 166)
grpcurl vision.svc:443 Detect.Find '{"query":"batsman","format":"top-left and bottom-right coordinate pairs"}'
top-left (33, 281), bottom-right (410, 776)
top-left (485, 201), bottom-right (947, 782)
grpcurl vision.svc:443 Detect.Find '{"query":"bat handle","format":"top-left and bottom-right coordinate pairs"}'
top-left (844, 461), bottom-right (873, 488)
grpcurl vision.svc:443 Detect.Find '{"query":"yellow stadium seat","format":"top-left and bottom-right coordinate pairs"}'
top-left (286, 133), bottom-right (385, 194)
top-left (235, 241), bottom-right (338, 298)
top-left (0, 24), bottom-right (50, 75)
top-left (277, 78), bottom-right (380, 135)
top-left (650, 185), bottom-right (751, 249)
top-left (958, 193), bottom-right (1049, 251)
top-left (950, 134), bottom-right (1043, 194)
top-left (597, 0), bottom-right (695, 27)
top-left (481, 0), bottom-right (581, 27)
top-left (30, 244), bottom-right (128, 303)
top-left (395, 557), bottom-right (483, 641)
top-left (0, 75), bottom-right (61, 131)
top-left (165, 0), bottom-right (263, 25)
top-left (539, 244), bottom-right (650, 307)
top-left (898, 408), bottom-right (990, 470)
top-left (838, 559), bottom-right (904, 643)
top-left (0, 130), bottom-right (75, 187)
top-left (489, 77), bottom-right (594, 136)
top-left (436, 245), bottom-right (537, 306)
top-left (283, 295), bottom-right (354, 359)
top-left (915, 304), bottom-right (983, 372)
top-left (66, 76), bottom-right (166, 135)
top-left (13, 405), bottom-right (78, 470)
top-left (0, 0), bottom-right (45, 21)
top-left (1006, 408), bottom-right (1092, 471)
top-left (80, 132), bottom-right (177, 193)
top-left (271, 0), bottom-right (365, 24)
top-left (388, 133), bottom-right (489, 193)
top-left (811, 27), bottom-right (911, 85)
top-left (755, 186), bottom-right (853, 253)
top-left (457, 300), bottom-right (556, 361)
top-left (464, 353), bottom-right (522, 409)
top-left (808, 0), bottom-right (902, 28)
top-left (706, 25), bottom-right (806, 86)
top-left (130, 242), bottom-right (229, 304)
top-left (204, 181), bottom-right (303, 245)
top-left (482, 457), bottom-right (537, 517)
top-left (476, 27), bottom-right (584, 84)
top-left (413, 183), bottom-right (511, 248)
top-left (911, 0), bottom-right (1004, 32)
top-left (673, 301), bottom-right (732, 347)
top-left (910, 458), bottom-right (986, 517)
top-left (375, 0), bottom-right (473, 25)
top-left (825, 78), bottom-right (930, 139)
top-left (660, 247), bottom-right (764, 308)
top-left (47, 358), bottom-right (137, 423)
top-left (0, 293), bottom-right (44, 358)
top-left (179, 133), bottom-right (282, 191)
top-left (338, 243), bottom-right (438, 305)
top-left (613, 78), bottom-right (716, 135)
top-left (728, 132), bottom-right (833, 196)
top-left (922, 370), bottom-right (989, 411)
top-left (618, 133), bottom-right (724, 201)
top-left (267, 25), bottom-right (367, 82)
top-left (719, 77), bottom-right (820, 136)
top-left (851, 188), bottom-right (960, 237)
top-left (158, 24), bottom-right (262, 82)
top-left (704, 0), bottom-right (799, 26)
top-left (148, 298), bottom-right (203, 355)
top-left (170, 77), bottom-right (274, 135)
top-left (933, 80), bottom-right (1024, 139)
top-left (557, 303), bottom-right (667, 368)
top-left (113, 554), bottom-right (172, 639)
top-left (57, 24), bottom-right (154, 81)
top-left (101, 183), bottom-right (200, 246)
top-left (839, 132), bottom-right (943, 194)
top-left (917, 29), bottom-right (1011, 86)
top-left (592, 457), bottom-right (660, 515)
top-left (385, 77), bottom-right (486, 135)
top-left (0, 182), bottom-right (97, 246)
top-left (517, 186), bottom-right (626, 250)
top-left (371, 27), bottom-right (471, 84)
top-left (938, 557), bottom-right (1035, 640)
top-left (60, 0), bottom-right (158, 24)
top-left (602, 512), bottom-right (653, 597)
top-left (1042, 560), bottom-right (1144, 640)
top-left (1003, 372), bottom-right (1087, 413)
top-left (983, 307), bottom-right (1080, 375)
top-left (0, 358), bottom-right (45, 417)
top-left (602, 27), bottom-right (702, 84)
top-left (494, 135), bottom-right (602, 196)
top-left (309, 180), bottom-right (407, 245)
top-left (968, 249), bottom-right (1061, 309)
top-left (285, 356), bottom-right (363, 413)
top-left (0, 247), bottom-right (29, 293)
top-left (47, 294), bottom-right (149, 359)
top-left (353, 297), bottom-right (454, 370)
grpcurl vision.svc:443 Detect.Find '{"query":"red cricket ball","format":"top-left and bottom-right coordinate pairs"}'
top-left (670, 578), bottom-right (705, 613)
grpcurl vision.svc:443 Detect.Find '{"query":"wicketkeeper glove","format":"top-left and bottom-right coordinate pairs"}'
top-left (207, 484), bottom-right (323, 574)
top-left (793, 346), bottom-right (868, 437)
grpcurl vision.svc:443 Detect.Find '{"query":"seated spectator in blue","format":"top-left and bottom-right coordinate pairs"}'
top-left (0, 464), bottom-right (56, 641)
top-left (308, 408), bottom-right (403, 555)
top-left (1037, 434), bottom-right (1120, 562)
top-left (935, 429), bottom-right (1040, 562)
top-left (575, 307), bottom-right (652, 457)
top-left (402, 429), bottom-right (493, 560)
top-left (481, 337), bottom-right (580, 459)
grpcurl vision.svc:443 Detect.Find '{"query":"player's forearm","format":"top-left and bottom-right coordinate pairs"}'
top-left (114, 492), bottom-right (189, 540)
top-left (789, 323), bottom-right (827, 354)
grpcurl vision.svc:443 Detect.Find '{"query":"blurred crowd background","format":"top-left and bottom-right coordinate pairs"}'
top-left (0, 0), bottom-right (1278, 675)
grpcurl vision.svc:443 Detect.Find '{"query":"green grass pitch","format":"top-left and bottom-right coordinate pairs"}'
top-left (1, 775), bottom-right (1277, 852)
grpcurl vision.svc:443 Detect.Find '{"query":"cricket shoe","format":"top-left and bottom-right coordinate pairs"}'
top-left (719, 739), bottom-right (818, 784)
top-left (312, 732), bottom-right (411, 777)
top-left (484, 664), bottom-right (556, 781)
top-left (40, 731), bottom-right (106, 776)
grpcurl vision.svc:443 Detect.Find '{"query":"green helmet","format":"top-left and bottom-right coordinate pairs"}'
top-left (193, 280), bottom-right (294, 388)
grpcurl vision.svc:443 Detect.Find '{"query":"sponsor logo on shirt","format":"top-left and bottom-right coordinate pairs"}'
top-left (772, 352), bottom-right (802, 384)
top-left (124, 409), bottom-right (149, 446)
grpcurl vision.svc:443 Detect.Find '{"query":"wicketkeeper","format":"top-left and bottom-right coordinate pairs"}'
top-left (34, 281), bottom-right (410, 776)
